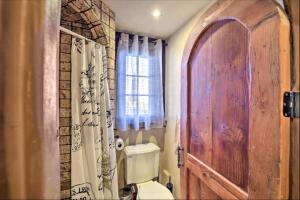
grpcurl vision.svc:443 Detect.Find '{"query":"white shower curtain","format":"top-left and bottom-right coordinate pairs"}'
top-left (71, 38), bottom-right (118, 199)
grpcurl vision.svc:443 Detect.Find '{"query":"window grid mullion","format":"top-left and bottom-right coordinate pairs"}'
top-left (126, 74), bottom-right (149, 78)
top-left (125, 94), bottom-right (151, 97)
top-left (137, 56), bottom-right (139, 115)
top-left (125, 55), bottom-right (152, 117)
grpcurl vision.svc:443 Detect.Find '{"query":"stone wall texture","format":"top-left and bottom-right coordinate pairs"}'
top-left (59, 0), bottom-right (115, 199)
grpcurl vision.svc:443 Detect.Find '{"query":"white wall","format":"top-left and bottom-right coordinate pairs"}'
top-left (160, 1), bottom-right (216, 198)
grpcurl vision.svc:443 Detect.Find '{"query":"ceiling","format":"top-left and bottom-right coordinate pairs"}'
top-left (102, 0), bottom-right (212, 39)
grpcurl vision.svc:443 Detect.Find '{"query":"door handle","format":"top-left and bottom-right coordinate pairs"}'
top-left (176, 146), bottom-right (184, 168)
top-left (56, 129), bottom-right (60, 140)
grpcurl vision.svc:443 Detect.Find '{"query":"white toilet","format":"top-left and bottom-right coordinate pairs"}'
top-left (124, 143), bottom-right (174, 200)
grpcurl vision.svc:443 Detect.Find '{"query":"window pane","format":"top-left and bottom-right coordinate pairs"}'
top-left (139, 77), bottom-right (149, 95)
top-left (139, 96), bottom-right (149, 115)
top-left (139, 57), bottom-right (149, 76)
top-left (126, 76), bottom-right (137, 95)
top-left (126, 96), bottom-right (137, 116)
top-left (126, 56), bottom-right (137, 75)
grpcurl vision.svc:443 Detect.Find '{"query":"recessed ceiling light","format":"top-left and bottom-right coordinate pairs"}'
top-left (152, 9), bottom-right (161, 18)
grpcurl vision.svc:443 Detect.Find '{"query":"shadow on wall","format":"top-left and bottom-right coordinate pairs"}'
top-left (115, 128), bottom-right (165, 189)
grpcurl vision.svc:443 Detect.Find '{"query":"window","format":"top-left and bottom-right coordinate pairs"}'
top-left (125, 56), bottom-right (149, 116)
top-left (116, 33), bottom-right (164, 131)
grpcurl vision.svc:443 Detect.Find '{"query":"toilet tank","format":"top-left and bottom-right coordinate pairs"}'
top-left (124, 143), bottom-right (160, 184)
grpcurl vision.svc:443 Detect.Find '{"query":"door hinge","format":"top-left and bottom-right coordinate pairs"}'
top-left (283, 91), bottom-right (299, 118)
top-left (176, 146), bottom-right (184, 168)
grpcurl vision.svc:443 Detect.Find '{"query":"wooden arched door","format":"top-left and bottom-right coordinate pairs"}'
top-left (180, 1), bottom-right (290, 199)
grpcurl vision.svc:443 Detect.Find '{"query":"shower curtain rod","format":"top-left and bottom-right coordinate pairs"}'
top-left (59, 26), bottom-right (94, 42)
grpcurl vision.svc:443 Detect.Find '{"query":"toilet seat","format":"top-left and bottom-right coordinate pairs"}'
top-left (137, 180), bottom-right (174, 200)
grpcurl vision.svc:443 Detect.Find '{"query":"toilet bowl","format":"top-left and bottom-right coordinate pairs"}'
top-left (124, 143), bottom-right (174, 200)
top-left (137, 180), bottom-right (174, 200)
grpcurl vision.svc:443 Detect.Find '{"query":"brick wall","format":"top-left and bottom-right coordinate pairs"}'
top-left (59, 32), bottom-right (72, 199)
top-left (59, 1), bottom-right (116, 199)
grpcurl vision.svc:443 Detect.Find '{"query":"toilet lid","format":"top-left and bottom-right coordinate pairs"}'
top-left (137, 181), bottom-right (174, 199)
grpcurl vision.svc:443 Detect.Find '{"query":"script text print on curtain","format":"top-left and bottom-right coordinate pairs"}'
top-left (116, 33), bottom-right (164, 131)
top-left (71, 38), bottom-right (118, 199)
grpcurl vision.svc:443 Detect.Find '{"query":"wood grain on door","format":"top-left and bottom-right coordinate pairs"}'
top-left (181, 0), bottom-right (290, 199)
